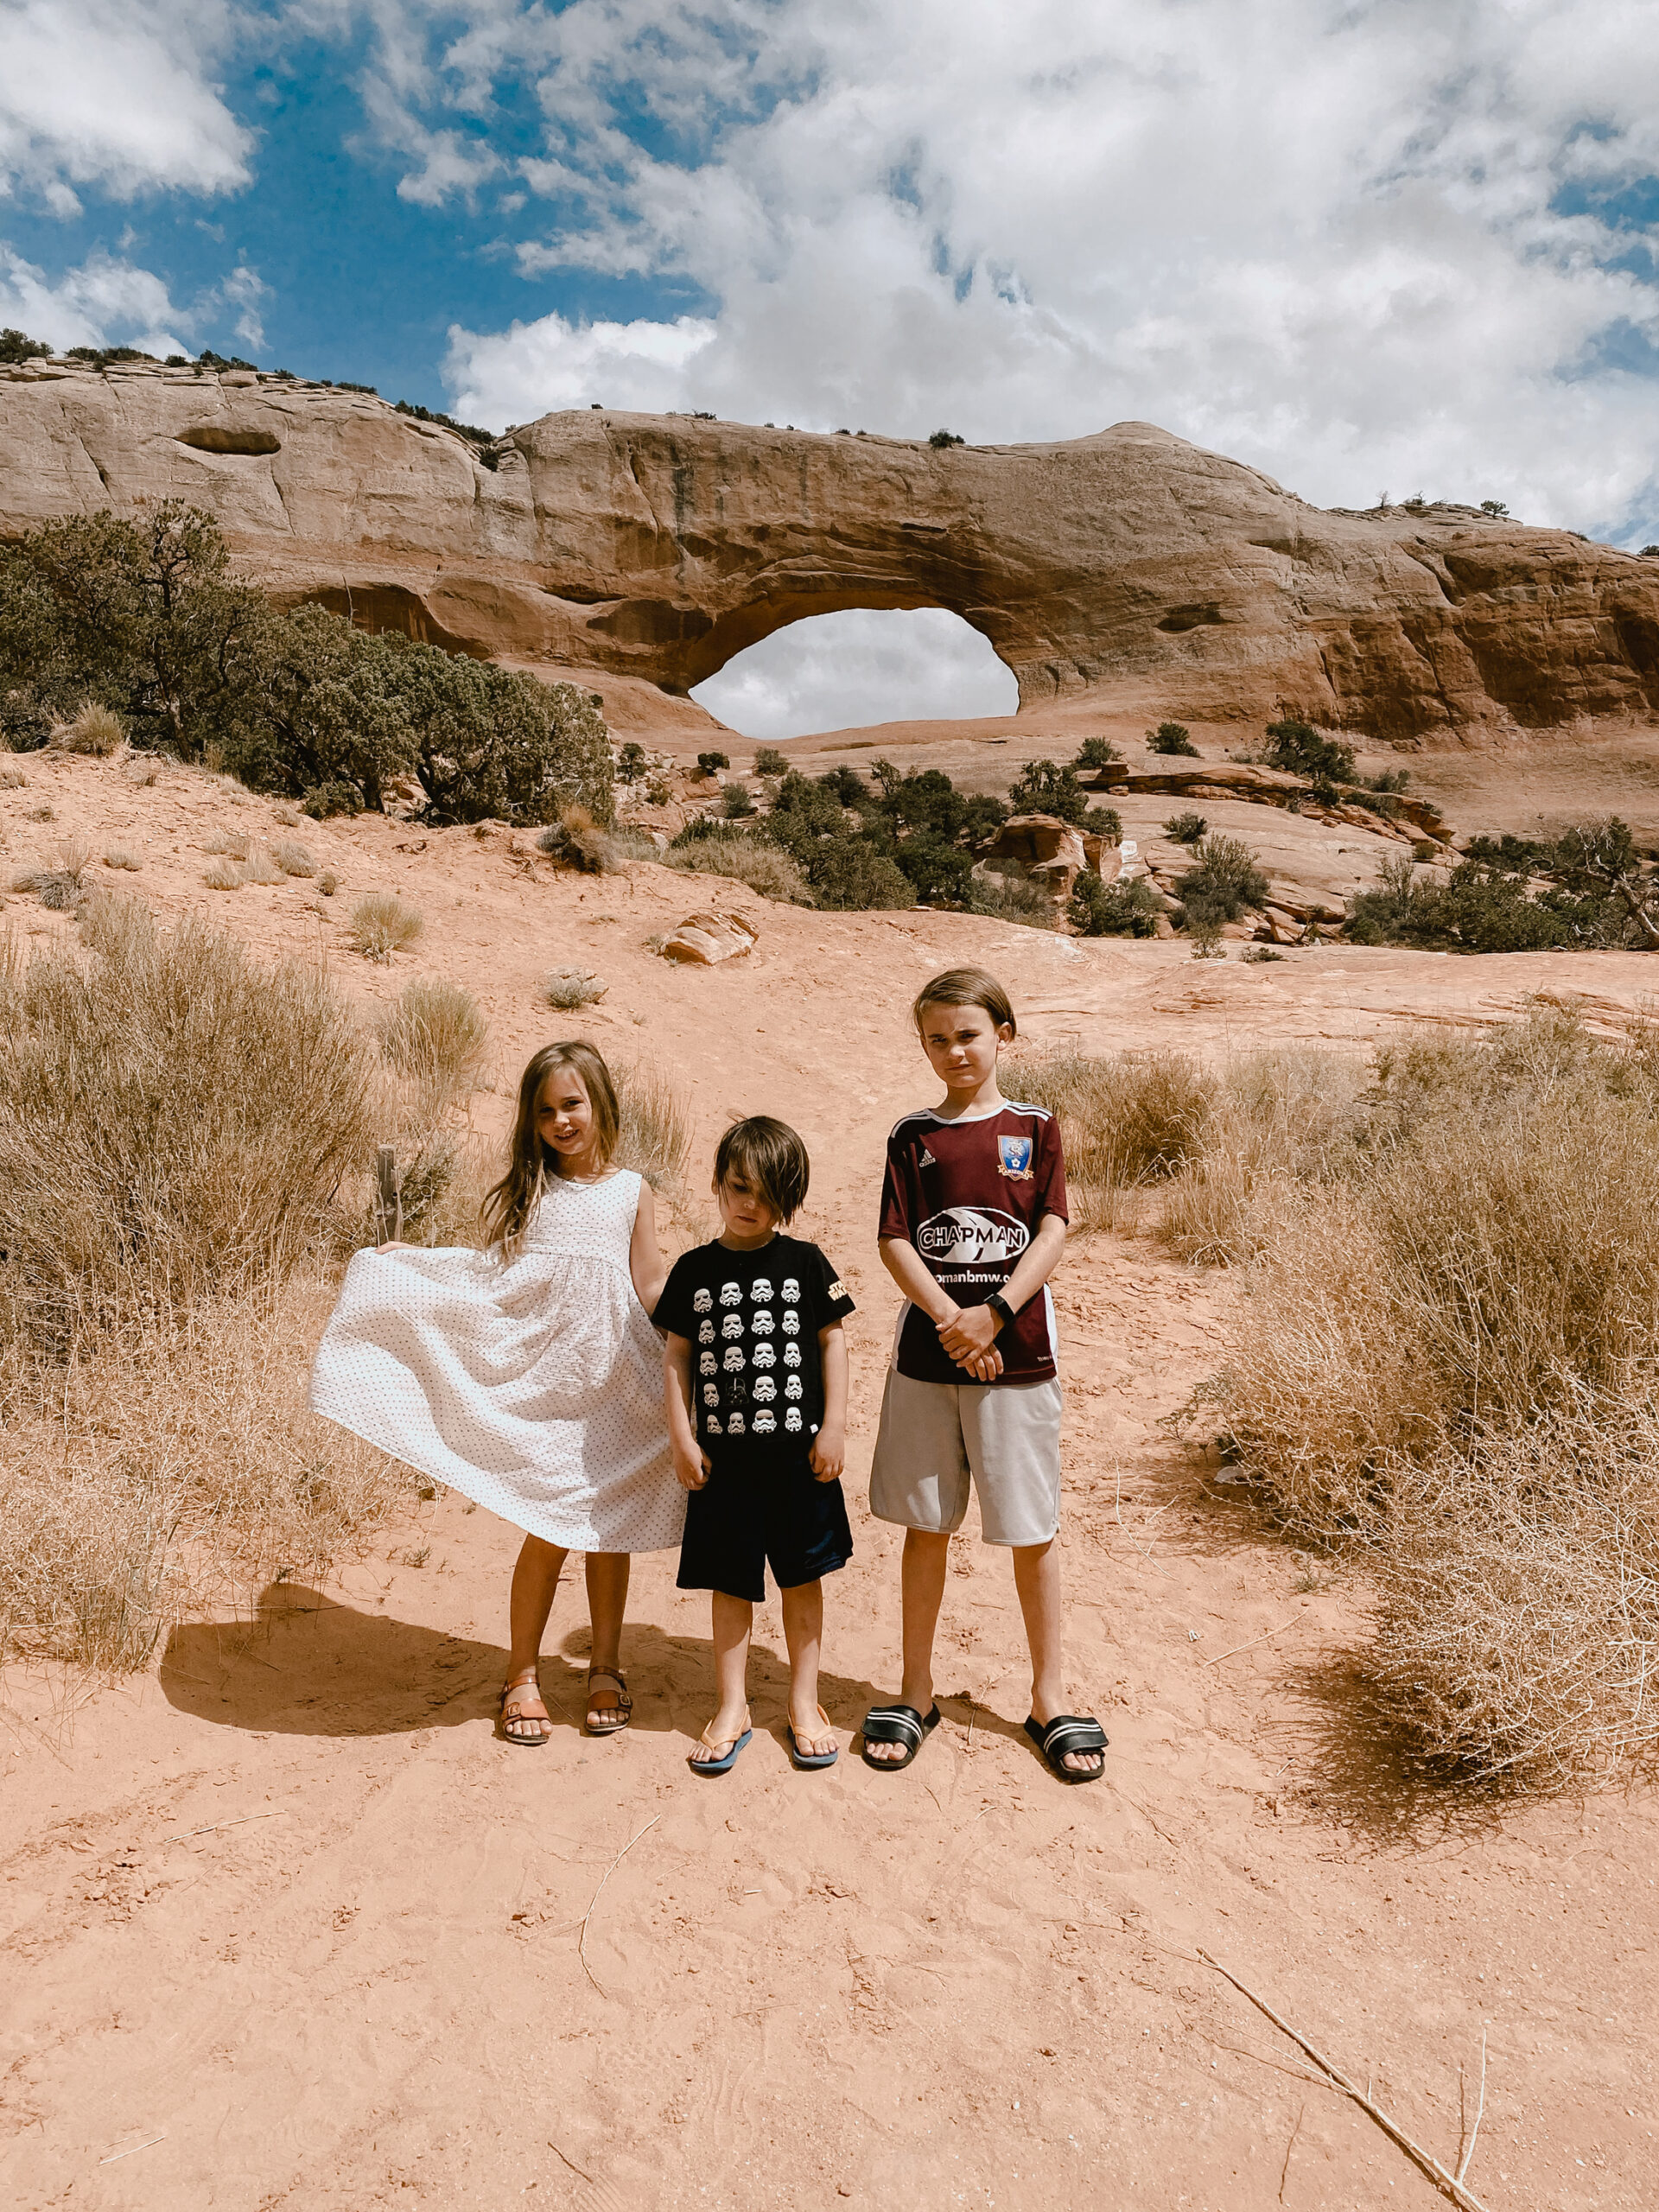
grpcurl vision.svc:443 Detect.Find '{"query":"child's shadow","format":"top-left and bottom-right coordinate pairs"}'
top-left (159, 1584), bottom-right (893, 1748)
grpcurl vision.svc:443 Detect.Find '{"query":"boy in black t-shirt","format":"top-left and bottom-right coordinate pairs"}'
top-left (657, 1116), bottom-right (855, 1776)
top-left (864, 967), bottom-right (1107, 1784)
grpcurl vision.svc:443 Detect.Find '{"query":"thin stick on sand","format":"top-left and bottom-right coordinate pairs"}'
top-left (1198, 1950), bottom-right (1491, 2212)
top-left (99, 2133), bottom-right (167, 2164)
top-left (1458, 2032), bottom-right (1488, 2184)
top-left (1204, 1618), bottom-right (1298, 1665)
top-left (160, 1810), bottom-right (289, 1847)
top-left (578, 1814), bottom-right (661, 1995)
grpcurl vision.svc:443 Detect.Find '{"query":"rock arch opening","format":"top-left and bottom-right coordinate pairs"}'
top-left (690, 607), bottom-right (1020, 740)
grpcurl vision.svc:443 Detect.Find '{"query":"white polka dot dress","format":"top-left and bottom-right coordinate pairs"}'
top-left (309, 1168), bottom-right (684, 1552)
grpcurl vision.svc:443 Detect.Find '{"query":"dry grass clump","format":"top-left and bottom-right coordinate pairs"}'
top-left (51, 702), bottom-right (125, 756)
top-left (1208, 1007), bottom-right (1659, 1786)
top-left (0, 906), bottom-right (376, 1352)
top-left (202, 856), bottom-right (244, 890)
top-left (204, 829), bottom-right (251, 860)
top-left (544, 968), bottom-right (607, 1010)
top-left (11, 838), bottom-right (90, 910)
top-left (1158, 1049), bottom-right (1368, 1265)
top-left (0, 912), bottom-right (422, 1668)
top-left (0, 1281), bottom-right (416, 1671)
top-left (347, 891), bottom-right (423, 961)
top-left (377, 976), bottom-right (487, 1093)
top-left (271, 837), bottom-right (318, 877)
top-left (614, 1061), bottom-right (696, 1193)
top-left (102, 846), bottom-right (143, 871)
top-left (0, 762), bottom-right (27, 789)
top-left (1014, 1048), bottom-right (1215, 1231)
top-left (1363, 1399), bottom-right (1659, 1787)
top-left (240, 847), bottom-right (286, 886)
top-left (666, 830), bottom-right (814, 906)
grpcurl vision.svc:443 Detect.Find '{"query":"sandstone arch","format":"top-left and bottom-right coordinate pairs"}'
top-left (3, 363), bottom-right (1658, 742)
top-left (691, 603), bottom-right (1020, 734)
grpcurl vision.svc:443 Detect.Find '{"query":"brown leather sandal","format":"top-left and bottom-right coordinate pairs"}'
top-left (584, 1667), bottom-right (633, 1736)
top-left (500, 1671), bottom-right (551, 1748)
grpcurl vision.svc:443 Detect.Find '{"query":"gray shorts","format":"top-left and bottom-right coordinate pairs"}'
top-left (868, 1368), bottom-right (1064, 1548)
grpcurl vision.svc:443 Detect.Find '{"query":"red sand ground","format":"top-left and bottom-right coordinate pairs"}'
top-left (2, 749), bottom-right (1655, 2211)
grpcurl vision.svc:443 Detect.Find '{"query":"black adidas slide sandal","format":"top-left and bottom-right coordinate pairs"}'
top-left (1024, 1713), bottom-right (1108, 1782)
top-left (859, 1702), bottom-right (942, 1771)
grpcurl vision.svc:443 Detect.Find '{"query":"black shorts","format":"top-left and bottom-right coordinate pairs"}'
top-left (676, 1447), bottom-right (853, 1604)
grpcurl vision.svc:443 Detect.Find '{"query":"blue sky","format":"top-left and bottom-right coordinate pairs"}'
top-left (3, 3), bottom-right (1659, 730)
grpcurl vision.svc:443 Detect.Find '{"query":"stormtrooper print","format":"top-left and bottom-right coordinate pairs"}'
top-left (654, 1232), bottom-right (858, 1447)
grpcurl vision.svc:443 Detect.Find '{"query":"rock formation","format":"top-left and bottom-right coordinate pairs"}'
top-left (3, 358), bottom-right (1657, 742)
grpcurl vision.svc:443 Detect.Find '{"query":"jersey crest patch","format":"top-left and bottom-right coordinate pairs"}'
top-left (997, 1134), bottom-right (1034, 1180)
top-left (828, 1280), bottom-right (847, 1300)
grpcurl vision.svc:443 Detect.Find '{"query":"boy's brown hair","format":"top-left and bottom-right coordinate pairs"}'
top-left (912, 966), bottom-right (1017, 1037)
top-left (714, 1116), bottom-right (810, 1223)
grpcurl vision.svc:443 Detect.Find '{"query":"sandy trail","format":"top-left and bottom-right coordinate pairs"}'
top-left (3, 752), bottom-right (1656, 2209)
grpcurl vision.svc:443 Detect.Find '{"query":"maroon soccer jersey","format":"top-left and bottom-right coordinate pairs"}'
top-left (878, 1101), bottom-right (1068, 1385)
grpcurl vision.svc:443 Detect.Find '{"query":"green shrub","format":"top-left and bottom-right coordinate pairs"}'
top-left (1074, 736), bottom-right (1121, 771)
top-left (1007, 759), bottom-right (1088, 822)
top-left (1262, 716), bottom-right (1355, 782)
top-left (721, 779), bottom-right (756, 817)
top-left (1147, 721), bottom-right (1198, 757)
top-left (696, 750), bottom-right (729, 775)
top-left (753, 746), bottom-right (789, 777)
top-left (1179, 834), bottom-right (1269, 921)
top-left (928, 429), bottom-right (964, 448)
top-left (1081, 804), bottom-right (1122, 840)
top-left (1069, 874), bottom-right (1161, 938)
top-left (971, 873), bottom-right (1058, 929)
top-left (1165, 811), bottom-right (1207, 844)
top-left (615, 741), bottom-right (647, 782)
top-left (804, 836), bottom-right (913, 911)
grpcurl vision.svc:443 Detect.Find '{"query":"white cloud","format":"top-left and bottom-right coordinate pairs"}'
top-left (690, 607), bottom-right (1018, 741)
top-left (0, 0), bottom-right (252, 202)
top-left (222, 259), bottom-right (268, 348)
top-left (446, 307), bottom-right (715, 423)
top-left (0, 244), bottom-right (189, 354)
top-left (419, 0), bottom-right (1659, 545)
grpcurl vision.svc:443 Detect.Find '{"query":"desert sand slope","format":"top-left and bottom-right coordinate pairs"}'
top-left (6, 360), bottom-right (1659, 744)
top-left (2, 752), bottom-right (1655, 2211)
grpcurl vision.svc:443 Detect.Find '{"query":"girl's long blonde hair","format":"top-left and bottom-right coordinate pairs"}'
top-left (482, 1040), bottom-right (621, 1259)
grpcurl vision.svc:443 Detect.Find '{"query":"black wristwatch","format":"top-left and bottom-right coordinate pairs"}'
top-left (985, 1292), bottom-right (1016, 1332)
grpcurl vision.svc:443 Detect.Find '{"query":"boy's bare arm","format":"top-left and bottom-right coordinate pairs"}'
top-left (663, 1334), bottom-right (711, 1490)
top-left (878, 1236), bottom-right (1001, 1381)
top-left (936, 1211), bottom-right (1068, 1361)
top-left (810, 1321), bottom-right (848, 1482)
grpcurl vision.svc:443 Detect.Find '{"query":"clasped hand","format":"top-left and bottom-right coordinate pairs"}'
top-left (935, 1301), bottom-right (1003, 1382)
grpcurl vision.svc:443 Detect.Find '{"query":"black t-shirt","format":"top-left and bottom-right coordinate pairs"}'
top-left (654, 1234), bottom-right (855, 1447)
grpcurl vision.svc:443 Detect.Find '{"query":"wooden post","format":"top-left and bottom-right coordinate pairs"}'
top-left (373, 1145), bottom-right (403, 1247)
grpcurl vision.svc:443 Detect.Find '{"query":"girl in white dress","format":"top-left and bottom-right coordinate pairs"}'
top-left (310, 1040), bottom-right (683, 1745)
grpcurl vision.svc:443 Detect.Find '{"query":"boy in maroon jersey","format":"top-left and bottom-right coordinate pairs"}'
top-left (861, 967), bottom-right (1107, 1782)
